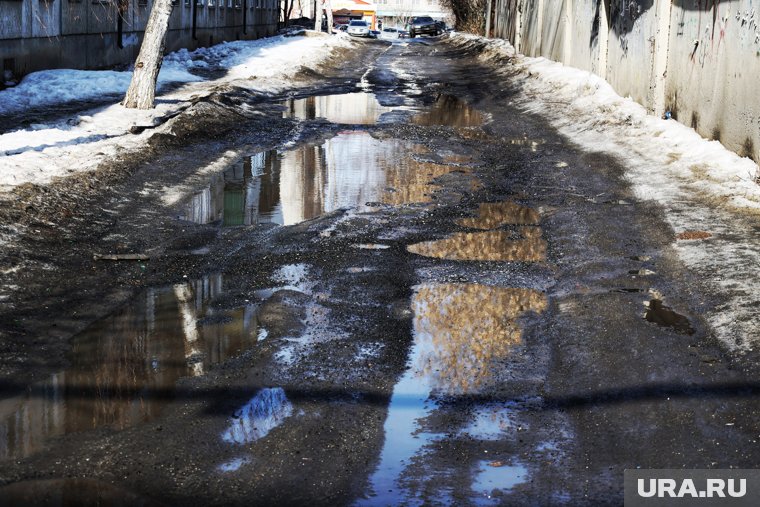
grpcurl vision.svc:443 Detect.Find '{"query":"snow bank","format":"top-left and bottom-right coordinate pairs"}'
top-left (0, 32), bottom-right (350, 191)
top-left (451, 33), bottom-right (760, 351)
top-left (166, 32), bottom-right (350, 82)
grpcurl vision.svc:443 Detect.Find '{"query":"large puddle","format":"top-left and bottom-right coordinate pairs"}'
top-left (281, 92), bottom-right (486, 128)
top-left (181, 132), bottom-right (465, 226)
top-left (407, 227), bottom-right (547, 262)
top-left (360, 283), bottom-right (546, 504)
top-left (282, 92), bottom-right (395, 125)
top-left (0, 274), bottom-right (262, 461)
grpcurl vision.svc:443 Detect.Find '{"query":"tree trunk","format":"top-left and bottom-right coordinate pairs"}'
top-left (123, 0), bottom-right (175, 110)
top-left (314, 0), bottom-right (321, 31)
top-left (286, 0), bottom-right (295, 25)
top-left (324, 0), bottom-right (333, 33)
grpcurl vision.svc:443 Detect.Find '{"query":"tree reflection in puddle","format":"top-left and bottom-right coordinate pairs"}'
top-left (360, 283), bottom-right (546, 505)
top-left (221, 387), bottom-right (293, 444)
top-left (407, 227), bottom-right (547, 262)
top-left (456, 202), bottom-right (540, 230)
top-left (410, 94), bottom-right (488, 127)
top-left (0, 274), bottom-right (262, 461)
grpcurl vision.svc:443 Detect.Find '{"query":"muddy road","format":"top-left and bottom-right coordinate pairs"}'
top-left (2, 35), bottom-right (760, 506)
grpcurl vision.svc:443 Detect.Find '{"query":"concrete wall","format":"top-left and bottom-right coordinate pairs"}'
top-left (0, 0), bottom-right (279, 77)
top-left (494, 0), bottom-right (760, 162)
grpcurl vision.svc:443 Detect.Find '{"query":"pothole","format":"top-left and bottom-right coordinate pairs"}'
top-left (644, 299), bottom-right (695, 335)
top-left (0, 274), bottom-right (263, 461)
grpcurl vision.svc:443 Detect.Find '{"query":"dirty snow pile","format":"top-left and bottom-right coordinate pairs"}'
top-left (0, 32), bottom-right (350, 191)
top-left (453, 33), bottom-right (760, 352)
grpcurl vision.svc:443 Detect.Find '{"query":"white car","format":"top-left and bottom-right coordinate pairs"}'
top-left (379, 27), bottom-right (400, 40)
top-left (347, 20), bottom-right (371, 37)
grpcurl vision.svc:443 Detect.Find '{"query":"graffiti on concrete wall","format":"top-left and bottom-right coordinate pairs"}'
top-left (674, 0), bottom-right (760, 67)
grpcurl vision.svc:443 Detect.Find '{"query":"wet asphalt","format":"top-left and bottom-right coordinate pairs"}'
top-left (1, 34), bottom-right (760, 506)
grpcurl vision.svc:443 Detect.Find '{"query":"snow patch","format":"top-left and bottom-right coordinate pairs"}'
top-left (0, 33), bottom-right (351, 192)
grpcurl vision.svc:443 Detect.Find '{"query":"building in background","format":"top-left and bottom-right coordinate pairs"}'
top-left (332, 0), bottom-right (377, 28)
top-left (0, 0), bottom-right (279, 78)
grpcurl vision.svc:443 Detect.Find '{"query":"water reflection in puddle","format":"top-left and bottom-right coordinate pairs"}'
top-left (464, 404), bottom-right (517, 440)
top-left (472, 460), bottom-right (528, 504)
top-left (222, 387), bottom-right (293, 444)
top-left (282, 92), bottom-right (394, 125)
top-left (353, 243), bottom-right (391, 250)
top-left (218, 456), bottom-right (251, 472)
top-left (407, 227), bottom-right (547, 262)
top-left (181, 133), bottom-right (459, 227)
top-left (360, 283), bottom-right (545, 504)
top-left (0, 274), bottom-right (261, 461)
top-left (456, 202), bottom-right (540, 230)
top-left (411, 95), bottom-right (487, 127)
top-left (644, 299), bottom-right (695, 335)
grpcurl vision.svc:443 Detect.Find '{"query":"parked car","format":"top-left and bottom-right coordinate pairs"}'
top-left (347, 20), bottom-right (371, 37)
top-left (380, 27), bottom-right (400, 40)
top-left (406, 16), bottom-right (441, 38)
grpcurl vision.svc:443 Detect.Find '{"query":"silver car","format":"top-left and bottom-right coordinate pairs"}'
top-left (347, 20), bottom-right (371, 37)
top-left (379, 27), bottom-right (400, 40)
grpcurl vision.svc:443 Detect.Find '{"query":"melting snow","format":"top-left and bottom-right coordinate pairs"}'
top-left (0, 33), bottom-right (351, 191)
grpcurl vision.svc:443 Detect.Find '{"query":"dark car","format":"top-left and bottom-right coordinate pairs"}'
top-left (406, 16), bottom-right (441, 38)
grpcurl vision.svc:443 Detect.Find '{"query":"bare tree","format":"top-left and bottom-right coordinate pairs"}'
top-left (314, 0), bottom-right (333, 33)
top-left (282, 0), bottom-right (296, 26)
top-left (123, 0), bottom-right (175, 109)
top-left (438, 0), bottom-right (485, 33)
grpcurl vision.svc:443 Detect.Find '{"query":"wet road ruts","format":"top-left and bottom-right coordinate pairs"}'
top-left (1, 35), bottom-right (759, 506)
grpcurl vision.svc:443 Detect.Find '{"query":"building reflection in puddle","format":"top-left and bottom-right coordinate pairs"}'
top-left (181, 132), bottom-right (461, 227)
top-left (456, 202), bottom-right (540, 230)
top-left (361, 283), bottom-right (546, 505)
top-left (282, 92), bottom-right (395, 125)
top-left (411, 94), bottom-right (487, 128)
top-left (221, 387), bottom-right (293, 444)
top-left (407, 227), bottom-right (547, 262)
top-left (0, 274), bottom-right (262, 462)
